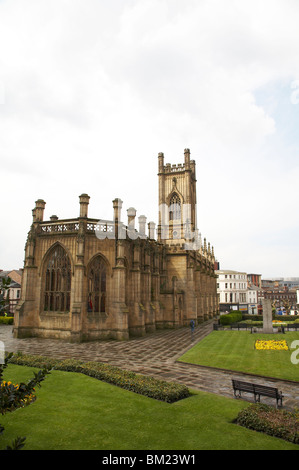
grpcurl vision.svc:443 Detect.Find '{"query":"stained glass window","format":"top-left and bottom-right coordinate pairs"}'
top-left (88, 256), bottom-right (106, 313)
top-left (44, 245), bottom-right (71, 312)
top-left (169, 193), bottom-right (181, 221)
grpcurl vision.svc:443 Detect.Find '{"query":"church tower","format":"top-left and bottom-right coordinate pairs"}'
top-left (157, 148), bottom-right (198, 246)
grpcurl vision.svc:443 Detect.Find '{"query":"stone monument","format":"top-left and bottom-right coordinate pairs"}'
top-left (262, 299), bottom-right (274, 334)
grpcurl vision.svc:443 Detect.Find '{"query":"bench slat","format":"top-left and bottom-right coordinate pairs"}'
top-left (253, 385), bottom-right (279, 395)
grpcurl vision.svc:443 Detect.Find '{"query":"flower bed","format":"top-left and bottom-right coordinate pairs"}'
top-left (236, 404), bottom-right (299, 445)
top-left (255, 339), bottom-right (289, 350)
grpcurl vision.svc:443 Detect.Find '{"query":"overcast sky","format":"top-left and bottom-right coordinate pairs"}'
top-left (0, 0), bottom-right (299, 278)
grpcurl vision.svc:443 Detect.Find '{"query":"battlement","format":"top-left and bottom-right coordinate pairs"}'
top-left (158, 148), bottom-right (196, 175)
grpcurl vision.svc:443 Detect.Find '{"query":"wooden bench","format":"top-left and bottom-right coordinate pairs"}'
top-left (232, 379), bottom-right (283, 407)
top-left (230, 323), bottom-right (249, 330)
top-left (286, 323), bottom-right (299, 331)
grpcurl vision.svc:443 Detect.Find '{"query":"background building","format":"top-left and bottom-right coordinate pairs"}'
top-left (247, 285), bottom-right (259, 314)
top-left (0, 269), bottom-right (22, 315)
top-left (247, 273), bottom-right (262, 288)
top-left (216, 269), bottom-right (248, 312)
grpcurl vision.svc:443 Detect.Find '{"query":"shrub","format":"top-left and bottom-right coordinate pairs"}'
top-left (8, 353), bottom-right (190, 403)
top-left (236, 404), bottom-right (299, 444)
top-left (1, 352), bottom-right (50, 449)
top-left (0, 317), bottom-right (14, 325)
top-left (220, 312), bottom-right (243, 326)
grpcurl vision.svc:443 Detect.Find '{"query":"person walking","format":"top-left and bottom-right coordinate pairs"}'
top-left (190, 319), bottom-right (195, 341)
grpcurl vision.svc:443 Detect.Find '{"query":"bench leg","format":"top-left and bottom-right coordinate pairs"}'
top-left (254, 394), bottom-right (260, 403)
top-left (277, 396), bottom-right (283, 408)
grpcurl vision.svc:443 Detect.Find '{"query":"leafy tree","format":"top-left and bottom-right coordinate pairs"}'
top-left (0, 277), bottom-right (11, 316)
top-left (283, 299), bottom-right (291, 314)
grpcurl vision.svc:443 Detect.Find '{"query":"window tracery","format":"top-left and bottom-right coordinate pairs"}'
top-left (44, 245), bottom-right (71, 312)
top-left (169, 193), bottom-right (181, 221)
top-left (88, 256), bottom-right (107, 313)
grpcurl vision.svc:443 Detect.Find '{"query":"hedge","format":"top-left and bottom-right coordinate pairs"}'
top-left (242, 314), bottom-right (263, 322)
top-left (7, 353), bottom-right (190, 403)
top-left (0, 317), bottom-right (13, 325)
top-left (273, 315), bottom-right (299, 322)
top-left (236, 404), bottom-right (299, 445)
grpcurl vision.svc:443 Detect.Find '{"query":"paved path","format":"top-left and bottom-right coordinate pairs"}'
top-left (1, 321), bottom-right (299, 410)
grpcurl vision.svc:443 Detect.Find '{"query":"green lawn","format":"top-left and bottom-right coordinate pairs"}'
top-left (179, 331), bottom-right (299, 381)
top-left (0, 364), bottom-right (298, 450)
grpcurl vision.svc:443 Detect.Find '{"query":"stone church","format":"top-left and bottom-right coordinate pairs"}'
top-left (14, 149), bottom-right (218, 342)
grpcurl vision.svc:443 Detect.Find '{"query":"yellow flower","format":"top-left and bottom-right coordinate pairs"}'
top-left (255, 339), bottom-right (288, 350)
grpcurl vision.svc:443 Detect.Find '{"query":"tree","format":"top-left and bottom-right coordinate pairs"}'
top-left (283, 299), bottom-right (291, 314)
top-left (0, 277), bottom-right (11, 316)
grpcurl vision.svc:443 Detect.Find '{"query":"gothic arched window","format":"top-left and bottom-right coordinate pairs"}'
top-left (88, 256), bottom-right (107, 313)
top-left (169, 193), bottom-right (181, 221)
top-left (44, 245), bottom-right (71, 312)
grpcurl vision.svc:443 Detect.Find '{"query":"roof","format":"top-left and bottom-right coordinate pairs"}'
top-left (9, 282), bottom-right (21, 288)
top-left (0, 271), bottom-right (10, 278)
top-left (215, 269), bottom-right (247, 275)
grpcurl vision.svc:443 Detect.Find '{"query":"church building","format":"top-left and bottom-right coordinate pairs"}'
top-left (13, 149), bottom-right (218, 342)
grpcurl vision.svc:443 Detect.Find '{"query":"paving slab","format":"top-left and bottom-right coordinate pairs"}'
top-left (1, 321), bottom-right (298, 410)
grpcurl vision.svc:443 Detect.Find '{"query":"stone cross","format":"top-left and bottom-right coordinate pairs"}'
top-left (262, 299), bottom-right (274, 334)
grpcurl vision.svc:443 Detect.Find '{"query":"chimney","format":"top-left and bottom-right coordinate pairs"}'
top-left (113, 198), bottom-right (123, 223)
top-left (79, 194), bottom-right (90, 218)
top-left (127, 207), bottom-right (138, 240)
top-left (127, 207), bottom-right (136, 229)
top-left (138, 215), bottom-right (147, 238)
top-left (148, 221), bottom-right (156, 240)
top-left (34, 199), bottom-right (46, 222)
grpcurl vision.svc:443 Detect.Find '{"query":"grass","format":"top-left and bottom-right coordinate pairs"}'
top-left (179, 331), bottom-right (299, 381)
top-left (0, 364), bottom-right (298, 450)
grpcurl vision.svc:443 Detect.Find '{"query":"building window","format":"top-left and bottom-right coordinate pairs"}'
top-left (169, 193), bottom-right (181, 221)
top-left (44, 245), bottom-right (71, 312)
top-left (88, 256), bottom-right (107, 313)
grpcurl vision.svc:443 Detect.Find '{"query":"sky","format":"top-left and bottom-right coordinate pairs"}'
top-left (0, 0), bottom-right (299, 279)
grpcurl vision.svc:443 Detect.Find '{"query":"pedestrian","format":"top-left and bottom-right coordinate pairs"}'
top-left (190, 319), bottom-right (195, 340)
